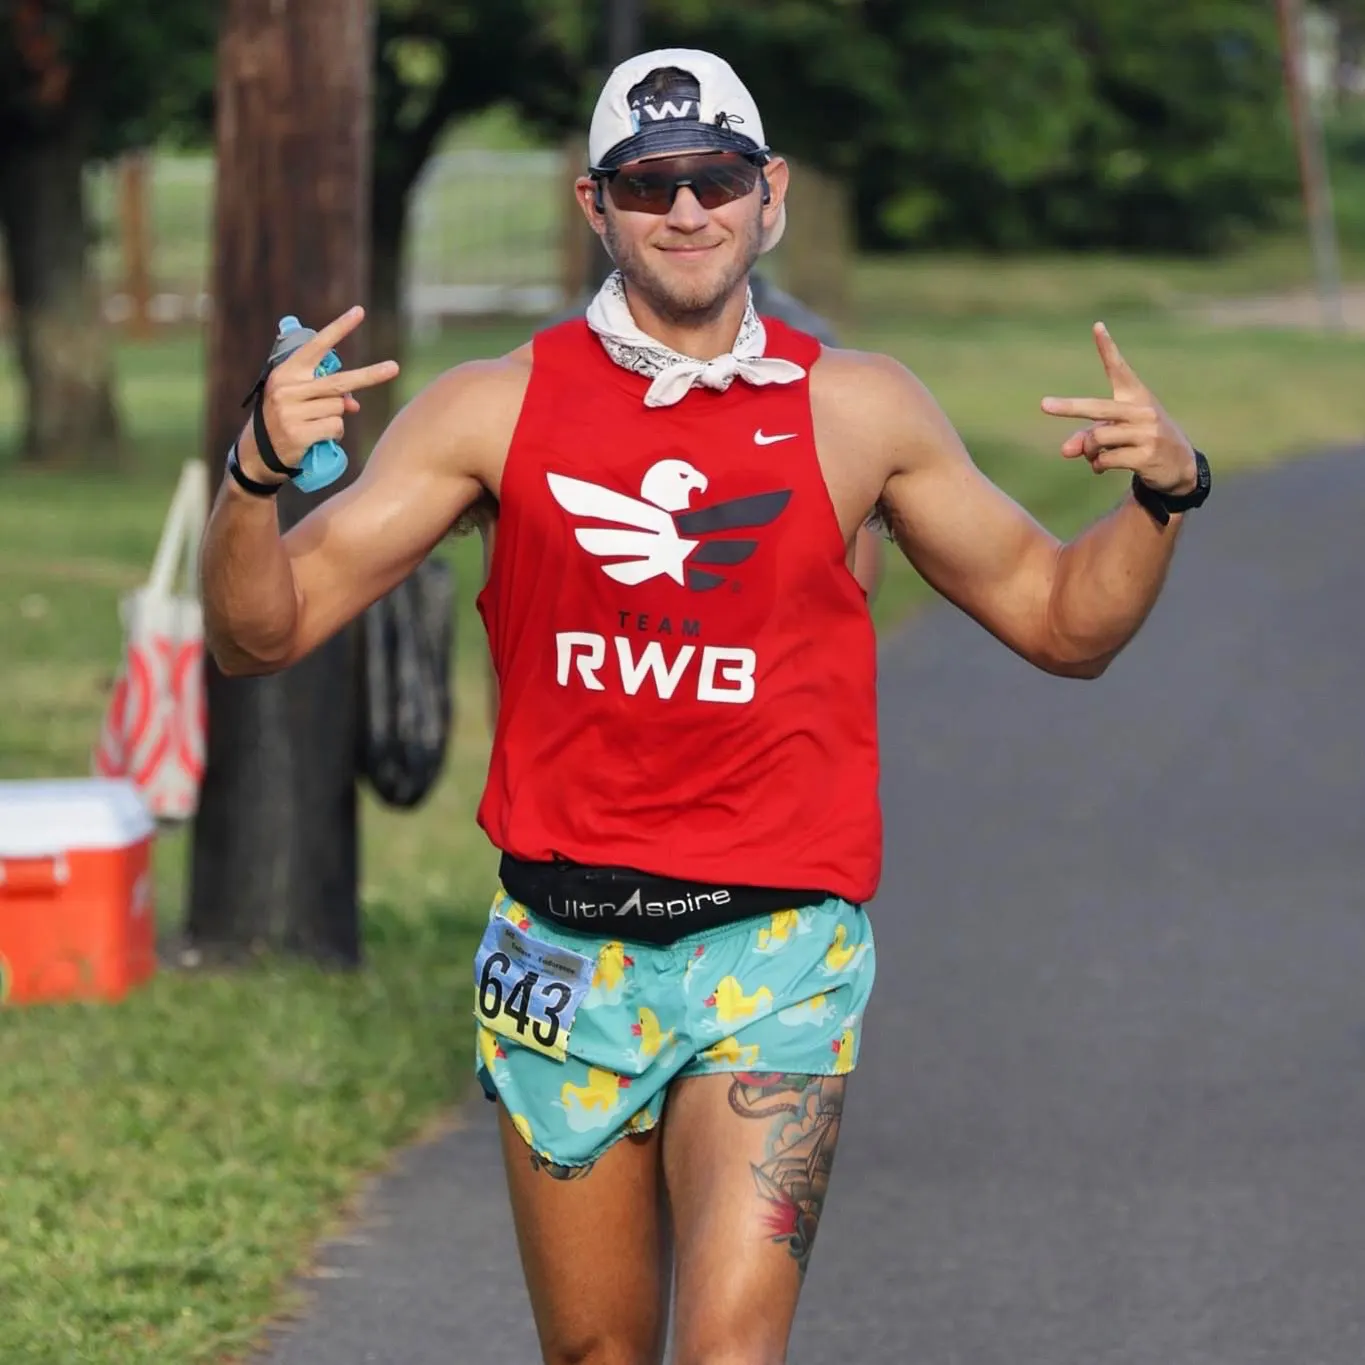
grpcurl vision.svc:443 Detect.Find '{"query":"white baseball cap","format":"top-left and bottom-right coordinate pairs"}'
top-left (587, 48), bottom-right (786, 254)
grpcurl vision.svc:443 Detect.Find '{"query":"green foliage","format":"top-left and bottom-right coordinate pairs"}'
top-left (1323, 101), bottom-right (1365, 250)
top-left (0, 0), bottom-right (1305, 253)
top-left (456, 0), bottom-right (1297, 252)
top-left (639, 0), bottom-right (1300, 252)
top-left (371, 0), bottom-right (582, 211)
top-left (0, 0), bottom-right (216, 154)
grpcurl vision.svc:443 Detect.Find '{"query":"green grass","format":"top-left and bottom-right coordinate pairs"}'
top-left (850, 231), bottom-right (1365, 319)
top-left (4, 242), bottom-right (1365, 1363)
top-left (0, 906), bottom-right (476, 1365)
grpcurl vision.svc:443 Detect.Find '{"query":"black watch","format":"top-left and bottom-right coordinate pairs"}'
top-left (1131, 448), bottom-right (1211, 527)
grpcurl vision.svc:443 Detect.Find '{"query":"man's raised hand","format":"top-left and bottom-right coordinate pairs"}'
top-left (248, 306), bottom-right (400, 480)
top-left (1041, 322), bottom-right (1197, 495)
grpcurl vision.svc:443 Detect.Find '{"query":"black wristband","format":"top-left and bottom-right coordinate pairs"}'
top-left (226, 441), bottom-right (283, 498)
top-left (1131, 449), bottom-right (1211, 527)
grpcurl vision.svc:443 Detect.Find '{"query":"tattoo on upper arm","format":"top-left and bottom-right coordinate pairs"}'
top-left (728, 1073), bottom-right (847, 1275)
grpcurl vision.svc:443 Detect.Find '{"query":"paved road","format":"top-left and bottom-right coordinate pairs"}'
top-left (257, 448), bottom-right (1365, 1365)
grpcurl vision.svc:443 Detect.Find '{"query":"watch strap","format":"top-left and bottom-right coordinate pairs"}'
top-left (1132, 448), bottom-right (1210, 527)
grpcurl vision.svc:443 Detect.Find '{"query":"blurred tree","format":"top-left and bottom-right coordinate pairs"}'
top-left (643, 0), bottom-right (1296, 253)
top-left (0, 0), bottom-right (579, 460)
top-left (361, 0), bottom-right (579, 440)
top-left (0, 0), bottom-right (214, 464)
top-left (187, 0), bottom-right (373, 965)
top-left (0, 0), bottom-right (1298, 474)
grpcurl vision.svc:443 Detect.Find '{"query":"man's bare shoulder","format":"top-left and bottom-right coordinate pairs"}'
top-left (418, 342), bottom-right (534, 413)
top-left (810, 346), bottom-right (951, 476)
top-left (407, 342), bottom-right (531, 449)
top-left (372, 343), bottom-right (534, 493)
top-left (812, 345), bottom-right (930, 411)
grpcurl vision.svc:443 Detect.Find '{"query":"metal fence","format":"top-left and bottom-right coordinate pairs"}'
top-left (82, 147), bottom-right (569, 330)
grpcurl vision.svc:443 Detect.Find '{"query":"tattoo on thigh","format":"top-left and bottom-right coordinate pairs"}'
top-left (728, 1073), bottom-right (846, 1275)
top-left (529, 1150), bottom-right (595, 1181)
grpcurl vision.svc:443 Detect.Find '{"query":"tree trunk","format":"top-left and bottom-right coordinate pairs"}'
top-left (0, 118), bottom-right (119, 465)
top-left (187, 0), bottom-right (375, 967)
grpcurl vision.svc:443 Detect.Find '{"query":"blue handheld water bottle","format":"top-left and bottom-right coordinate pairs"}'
top-left (270, 316), bottom-right (348, 493)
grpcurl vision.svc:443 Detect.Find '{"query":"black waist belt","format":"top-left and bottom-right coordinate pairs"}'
top-left (498, 853), bottom-right (834, 946)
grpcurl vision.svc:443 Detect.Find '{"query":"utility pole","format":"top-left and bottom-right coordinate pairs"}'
top-left (1277, 0), bottom-right (1345, 329)
top-left (608, 0), bottom-right (641, 65)
top-left (188, 0), bottom-right (374, 965)
top-left (586, 0), bottom-right (642, 291)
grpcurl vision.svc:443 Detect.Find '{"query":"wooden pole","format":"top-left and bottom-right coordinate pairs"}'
top-left (117, 151), bottom-right (152, 338)
top-left (188, 0), bottom-right (375, 965)
top-left (584, 0), bottom-right (643, 293)
top-left (560, 134), bottom-right (593, 304)
top-left (1277, 0), bottom-right (1344, 329)
top-left (608, 0), bottom-right (640, 65)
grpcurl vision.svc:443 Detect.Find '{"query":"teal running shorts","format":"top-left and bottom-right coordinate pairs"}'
top-left (472, 886), bottom-right (877, 1169)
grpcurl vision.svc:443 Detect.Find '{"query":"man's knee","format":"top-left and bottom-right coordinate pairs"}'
top-left (673, 1348), bottom-right (785, 1365)
top-left (539, 1298), bottom-right (664, 1365)
top-left (674, 1322), bottom-right (787, 1365)
top-left (542, 1332), bottom-right (660, 1365)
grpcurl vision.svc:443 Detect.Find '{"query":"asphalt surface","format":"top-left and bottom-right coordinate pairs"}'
top-left (257, 447), bottom-right (1365, 1365)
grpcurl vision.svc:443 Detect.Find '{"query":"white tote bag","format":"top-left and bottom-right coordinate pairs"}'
top-left (93, 460), bottom-right (210, 822)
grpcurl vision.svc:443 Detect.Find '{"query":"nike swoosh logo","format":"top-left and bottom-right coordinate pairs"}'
top-left (754, 430), bottom-right (797, 445)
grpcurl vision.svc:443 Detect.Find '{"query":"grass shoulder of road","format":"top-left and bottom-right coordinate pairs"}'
top-left (2, 248), bottom-right (1364, 1364)
top-left (0, 903), bottom-right (478, 1365)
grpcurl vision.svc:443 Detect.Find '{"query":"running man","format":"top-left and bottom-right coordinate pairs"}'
top-left (202, 48), bottom-right (1211, 1365)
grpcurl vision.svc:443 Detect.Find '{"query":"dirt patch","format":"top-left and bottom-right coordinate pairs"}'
top-left (1192, 285), bottom-right (1365, 332)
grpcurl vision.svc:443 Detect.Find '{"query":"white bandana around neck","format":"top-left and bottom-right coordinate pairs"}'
top-left (585, 270), bottom-right (806, 408)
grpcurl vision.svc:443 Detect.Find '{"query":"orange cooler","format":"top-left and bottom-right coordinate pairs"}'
top-left (0, 778), bottom-right (157, 1006)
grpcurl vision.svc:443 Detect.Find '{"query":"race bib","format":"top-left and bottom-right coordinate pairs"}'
top-left (473, 917), bottom-right (594, 1062)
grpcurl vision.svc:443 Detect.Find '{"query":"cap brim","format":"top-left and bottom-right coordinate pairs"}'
top-left (592, 124), bottom-right (762, 171)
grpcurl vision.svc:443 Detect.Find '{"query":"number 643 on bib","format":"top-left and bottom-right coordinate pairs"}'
top-left (473, 916), bottom-right (594, 1062)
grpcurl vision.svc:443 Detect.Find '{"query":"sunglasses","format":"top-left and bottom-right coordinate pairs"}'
top-left (595, 152), bottom-right (765, 215)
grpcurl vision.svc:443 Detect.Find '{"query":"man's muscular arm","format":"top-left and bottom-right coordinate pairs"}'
top-left (203, 348), bottom-right (527, 676)
top-left (821, 327), bottom-right (1199, 678)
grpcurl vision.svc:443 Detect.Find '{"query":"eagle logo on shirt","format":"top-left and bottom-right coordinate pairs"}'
top-left (546, 460), bottom-right (791, 592)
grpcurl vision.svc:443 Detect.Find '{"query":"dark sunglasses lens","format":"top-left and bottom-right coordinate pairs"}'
top-left (692, 160), bottom-right (761, 209)
top-left (608, 169), bottom-right (676, 212)
top-left (606, 156), bottom-right (761, 214)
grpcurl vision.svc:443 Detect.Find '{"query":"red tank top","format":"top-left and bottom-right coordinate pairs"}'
top-left (475, 316), bottom-right (881, 904)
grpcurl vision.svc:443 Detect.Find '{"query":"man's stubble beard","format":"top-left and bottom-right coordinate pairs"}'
top-left (604, 202), bottom-right (765, 327)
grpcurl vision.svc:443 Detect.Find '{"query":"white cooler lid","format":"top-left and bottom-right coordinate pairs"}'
top-left (0, 778), bottom-right (156, 856)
